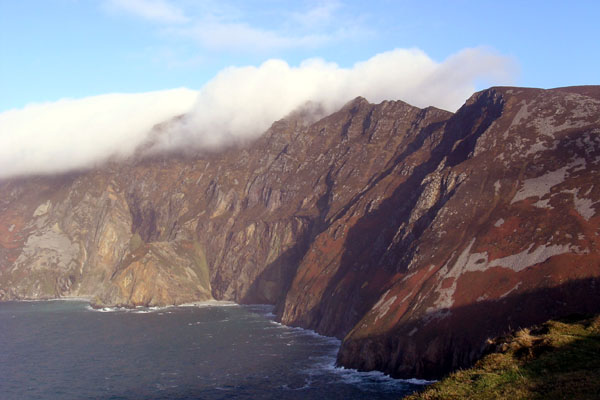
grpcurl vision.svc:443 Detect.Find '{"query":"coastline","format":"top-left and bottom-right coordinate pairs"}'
top-left (2, 295), bottom-right (93, 303)
top-left (3, 297), bottom-right (434, 388)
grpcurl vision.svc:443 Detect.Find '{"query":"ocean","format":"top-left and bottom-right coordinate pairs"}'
top-left (0, 300), bottom-right (427, 399)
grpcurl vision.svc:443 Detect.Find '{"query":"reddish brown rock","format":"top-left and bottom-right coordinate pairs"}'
top-left (335, 87), bottom-right (600, 378)
top-left (1, 86), bottom-right (599, 379)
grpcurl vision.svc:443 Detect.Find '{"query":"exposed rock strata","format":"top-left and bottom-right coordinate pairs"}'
top-left (1, 86), bottom-right (599, 379)
top-left (335, 86), bottom-right (600, 378)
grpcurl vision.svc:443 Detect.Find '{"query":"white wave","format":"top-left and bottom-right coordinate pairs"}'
top-left (85, 299), bottom-right (238, 313)
top-left (280, 378), bottom-right (313, 391)
top-left (14, 297), bottom-right (91, 303)
top-left (95, 307), bottom-right (121, 313)
top-left (259, 310), bottom-right (433, 388)
top-left (49, 297), bottom-right (433, 389)
top-left (52, 296), bottom-right (92, 302)
top-left (308, 360), bottom-right (435, 390)
top-left (288, 328), bottom-right (434, 390)
top-left (269, 320), bottom-right (342, 345)
top-left (178, 300), bottom-right (238, 308)
top-left (87, 305), bottom-right (175, 313)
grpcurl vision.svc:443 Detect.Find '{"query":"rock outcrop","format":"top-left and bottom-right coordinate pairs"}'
top-left (1, 86), bottom-right (599, 379)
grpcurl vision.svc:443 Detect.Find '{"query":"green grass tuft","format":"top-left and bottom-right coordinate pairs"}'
top-left (406, 314), bottom-right (600, 400)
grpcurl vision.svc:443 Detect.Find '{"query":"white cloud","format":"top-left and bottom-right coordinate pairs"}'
top-left (169, 21), bottom-right (337, 51)
top-left (105, 0), bottom-right (189, 24)
top-left (290, 0), bottom-right (342, 27)
top-left (0, 47), bottom-right (515, 179)
top-left (0, 89), bottom-right (197, 179)
top-left (154, 47), bottom-right (515, 151)
top-left (104, 0), bottom-right (362, 52)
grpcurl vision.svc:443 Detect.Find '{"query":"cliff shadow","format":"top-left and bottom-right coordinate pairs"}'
top-left (300, 91), bottom-right (506, 338)
top-left (239, 220), bottom-right (314, 311)
top-left (337, 276), bottom-right (600, 380)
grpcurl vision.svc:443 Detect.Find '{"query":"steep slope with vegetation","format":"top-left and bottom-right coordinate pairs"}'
top-left (407, 314), bottom-right (600, 399)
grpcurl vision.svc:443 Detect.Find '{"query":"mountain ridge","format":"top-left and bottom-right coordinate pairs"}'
top-left (1, 86), bottom-right (599, 379)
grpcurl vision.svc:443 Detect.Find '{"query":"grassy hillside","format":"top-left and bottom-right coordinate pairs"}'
top-left (407, 314), bottom-right (600, 400)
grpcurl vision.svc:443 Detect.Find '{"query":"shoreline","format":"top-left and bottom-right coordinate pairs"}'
top-left (2, 296), bottom-right (93, 303)
top-left (4, 297), bottom-right (434, 386)
top-left (3, 297), bottom-right (434, 387)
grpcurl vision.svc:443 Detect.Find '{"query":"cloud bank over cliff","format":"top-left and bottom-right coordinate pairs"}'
top-left (0, 89), bottom-right (198, 179)
top-left (0, 48), bottom-right (515, 178)
top-left (161, 47), bottom-right (513, 151)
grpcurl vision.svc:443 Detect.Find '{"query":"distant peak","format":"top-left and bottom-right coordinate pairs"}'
top-left (343, 96), bottom-right (371, 109)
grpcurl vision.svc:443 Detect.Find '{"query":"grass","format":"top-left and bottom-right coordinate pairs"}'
top-left (406, 314), bottom-right (600, 400)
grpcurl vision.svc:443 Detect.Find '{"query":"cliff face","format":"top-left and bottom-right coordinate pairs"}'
top-left (0, 97), bottom-right (450, 308)
top-left (1, 86), bottom-right (599, 378)
top-left (335, 86), bottom-right (600, 378)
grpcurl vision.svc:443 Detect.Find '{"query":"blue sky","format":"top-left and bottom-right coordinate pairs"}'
top-left (1, 0), bottom-right (599, 112)
top-left (1, 0), bottom-right (599, 179)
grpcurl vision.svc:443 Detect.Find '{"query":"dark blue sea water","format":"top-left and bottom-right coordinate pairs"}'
top-left (0, 300), bottom-right (428, 399)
